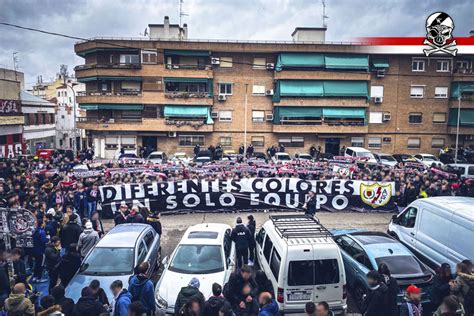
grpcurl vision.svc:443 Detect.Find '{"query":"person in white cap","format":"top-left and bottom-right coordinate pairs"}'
top-left (77, 221), bottom-right (99, 258)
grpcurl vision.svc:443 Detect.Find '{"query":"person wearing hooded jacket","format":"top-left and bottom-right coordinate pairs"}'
top-left (258, 292), bottom-right (279, 316)
top-left (431, 263), bottom-right (453, 308)
top-left (175, 277), bottom-right (205, 315)
top-left (4, 283), bottom-right (35, 316)
top-left (231, 217), bottom-right (252, 268)
top-left (77, 220), bottom-right (99, 258)
top-left (360, 271), bottom-right (389, 316)
top-left (111, 280), bottom-right (132, 316)
top-left (203, 283), bottom-right (227, 316)
top-left (73, 286), bottom-right (107, 316)
top-left (378, 263), bottom-right (399, 316)
top-left (450, 262), bottom-right (474, 314)
top-left (128, 262), bottom-right (156, 315)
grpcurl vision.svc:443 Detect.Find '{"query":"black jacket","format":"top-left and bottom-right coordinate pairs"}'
top-left (174, 286), bottom-right (205, 315)
top-left (381, 275), bottom-right (399, 316)
top-left (60, 223), bottom-right (82, 249)
top-left (73, 296), bottom-right (107, 316)
top-left (54, 295), bottom-right (75, 316)
top-left (233, 296), bottom-right (259, 316)
top-left (247, 220), bottom-right (256, 246)
top-left (59, 252), bottom-right (82, 287)
top-left (146, 215), bottom-right (162, 235)
top-left (399, 300), bottom-right (422, 316)
top-left (225, 271), bottom-right (258, 306)
top-left (44, 244), bottom-right (61, 270)
top-left (361, 283), bottom-right (389, 316)
top-left (430, 275), bottom-right (451, 307)
top-left (231, 224), bottom-right (251, 250)
top-left (202, 296), bottom-right (227, 316)
top-left (0, 262), bottom-right (10, 296)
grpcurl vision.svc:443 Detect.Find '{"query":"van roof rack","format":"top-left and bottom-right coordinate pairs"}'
top-left (269, 215), bottom-right (332, 239)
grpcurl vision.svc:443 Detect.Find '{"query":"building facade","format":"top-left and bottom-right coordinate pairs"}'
top-left (21, 91), bottom-right (56, 152)
top-left (0, 68), bottom-right (25, 158)
top-left (74, 22), bottom-right (474, 159)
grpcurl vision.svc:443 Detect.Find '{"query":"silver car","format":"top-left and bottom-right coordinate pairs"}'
top-left (66, 224), bottom-right (161, 303)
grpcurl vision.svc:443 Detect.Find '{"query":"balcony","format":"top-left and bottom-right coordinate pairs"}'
top-left (77, 90), bottom-right (142, 104)
top-left (275, 97), bottom-right (368, 107)
top-left (447, 126), bottom-right (474, 134)
top-left (452, 67), bottom-right (474, 81)
top-left (272, 120), bottom-right (368, 134)
top-left (274, 70), bottom-right (370, 81)
top-left (76, 117), bottom-right (214, 132)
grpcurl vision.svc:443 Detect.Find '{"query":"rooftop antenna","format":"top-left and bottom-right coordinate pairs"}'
top-left (322, 0), bottom-right (329, 27)
top-left (179, 0), bottom-right (189, 27)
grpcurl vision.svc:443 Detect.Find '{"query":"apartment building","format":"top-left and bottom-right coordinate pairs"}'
top-left (74, 19), bottom-right (474, 159)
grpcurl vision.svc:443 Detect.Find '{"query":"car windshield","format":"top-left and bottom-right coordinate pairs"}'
top-left (120, 154), bottom-right (137, 158)
top-left (358, 152), bottom-right (374, 158)
top-left (278, 155), bottom-right (291, 160)
top-left (81, 247), bottom-right (134, 275)
top-left (380, 155), bottom-right (396, 162)
top-left (375, 256), bottom-right (426, 275)
top-left (149, 154), bottom-right (163, 159)
top-left (423, 156), bottom-right (437, 161)
top-left (169, 245), bottom-right (224, 274)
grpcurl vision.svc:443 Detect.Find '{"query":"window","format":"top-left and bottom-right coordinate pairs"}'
top-left (407, 138), bottom-right (421, 149)
top-left (263, 237), bottom-right (273, 262)
top-left (370, 85), bottom-right (384, 98)
top-left (252, 85), bottom-right (266, 96)
top-left (251, 136), bottom-right (265, 147)
top-left (120, 54), bottom-right (139, 64)
top-left (456, 60), bottom-right (470, 71)
top-left (433, 112), bottom-right (447, 123)
top-left (434, 87), bottom-right (448, 98)
top-left (137, 241), bottom-right (147, 265)
top-left (219, 110), bottom-right (232, 122)
top-left (141, 50), bottom-right (157, 64)
top-left (412, 60), bottom-right (425, 72)
top-left (219, 136), bottom-right (232, 146)
top-left (256, 228), bottom-right (266, 247)
top-left (432, 138), bottom-right (445, 148)
top-left (436, 60), bottom-right (450, 72)
top-left (24, 114), bottom-right (29, 125)
top-left (100, 83), bottom-right (108, 91)
top-left (252, 110), bottom-right (265, 122)
top-left (409, 113), bottom-right (422, 124)
top-left (178, 135), bottom-right (204, 147)
top-left (143, 232), bottom-right (154, 249)
top-left (398, 207), bottom-right (418, 228)
top-left (288, 260), bottom-right (340, 286)
top-left (219, 83), bottom-right (233, 95)
top-left (410, 86), bottom-right (424, 98)
top-left (368, 137), bottom-right (381, 149)
top-left (279, 137), bottom-right (304, 148)
top-left (351, 137), bottom-right (364, 147)
top-left (253, 57), bottom-right (266, 69)
top-left (269, 249), bottom-right (281, 281)
top-left (220, 57), bottom-right (233, 68)
top-left (369, 112), bottom-right (383, 124)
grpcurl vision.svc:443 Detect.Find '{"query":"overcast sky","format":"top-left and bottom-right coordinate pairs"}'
top-left (0, 0), bottom-right (472, 88)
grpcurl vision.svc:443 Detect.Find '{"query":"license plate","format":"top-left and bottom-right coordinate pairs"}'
top-left (288, 292), bottom-right (311, 301)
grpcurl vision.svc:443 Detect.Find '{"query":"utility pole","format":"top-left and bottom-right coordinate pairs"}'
top-left (322, 0), bottom-right (329, 28)
top-left (244, 84), bottom-right (248, 157)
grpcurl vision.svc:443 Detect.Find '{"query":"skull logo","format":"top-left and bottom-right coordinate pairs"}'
top-left (426, 12), bottom-right (454, 47)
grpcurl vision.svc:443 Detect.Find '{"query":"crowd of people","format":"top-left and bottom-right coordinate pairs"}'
top-left (0, 147), bottom-right (473, 316)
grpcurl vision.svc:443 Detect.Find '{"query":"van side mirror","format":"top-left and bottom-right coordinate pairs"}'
top-left (392, 214), bottom-right (398, 223)
top-left (162, 256), bottom-right (169, 267)
top-left (227, 257), bottom-right (235, 267)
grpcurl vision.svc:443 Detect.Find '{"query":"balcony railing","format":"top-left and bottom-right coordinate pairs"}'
top-left (77, 117), bottom-right (143, 123)
top-left (164, 91), bottom-right (209, 99)
top-left (165, 64), bottom-right (212, 70)
top-left (279, 119), bottom-right (365, 126)
top-left (74, 63), bottom-right (141, 71)
top-left (77, 90), bottom-right (142, 97)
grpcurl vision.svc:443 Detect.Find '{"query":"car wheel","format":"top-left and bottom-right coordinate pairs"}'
top-left (353, 284), bottom-right (366, 312)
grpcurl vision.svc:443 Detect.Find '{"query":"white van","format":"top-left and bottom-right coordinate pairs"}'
top-left (256, 215), bottom-right (347, 315)
top-left (343, 147), bottom-right (377, 164)
top-left (388, 197), bottom-right (474, 273)
top-left (446, 163), bottom-right (474, 179)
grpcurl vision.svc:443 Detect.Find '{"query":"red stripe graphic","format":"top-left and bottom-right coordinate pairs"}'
top-left (358, 37), bottom-right (474, 45)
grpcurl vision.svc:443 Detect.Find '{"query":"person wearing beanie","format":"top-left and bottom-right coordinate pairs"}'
top-left (73, 286), bottom-right (107, 316)
top-left (174, 277), bottom-right (205, 315)
top-left (77, 221), bottom-right (99, 258)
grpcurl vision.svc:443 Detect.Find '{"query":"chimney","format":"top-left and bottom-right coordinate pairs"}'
top-left (164, 16), bottom-right (170, 37)
top-left (291, 27), bottom-right (326, 42)
top-left (182, 23), bottom-right (188, 40)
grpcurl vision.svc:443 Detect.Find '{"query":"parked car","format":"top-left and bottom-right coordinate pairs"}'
top-left (66, 224), bottom-right (161, 303)
top-left (252, 152), bottom-right (268, 161)
top-left (343, 147), bottom-right (377, 164)
top-left (170, 152), bottom-right (192, 164)
top-left (194, 150), bottom-right (213, 164)
top-left (388, 197), bottom-right (474, 274)
top-left (147, 151), bottom-right (167, 164)
top-left (114, 149), bottom-right (138, 160)
top-left (373, 153), bottom-right (398, 167)
top-left (392, 154), bottom-right (417, 164)
top-left (331, 230), bottom-right (433, 310)
top-left (272, 152), bottom-right (292, 163)
top-left (439, 153), bottom-right (468, 164)
top-left (294, 153), bottom-right (313, 161)
top-left (446, 163), bottom-right (474, 179)
top-left (256, 215), bottom-right (347, 315)
top-left (155, 223), bottom-right (235, 314)
top-left (414, 153), bottom-right (444, 168)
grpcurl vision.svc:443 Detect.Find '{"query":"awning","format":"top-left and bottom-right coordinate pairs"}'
top-left (371, 58), bottom-right (390, 68)
top-left (79, 104), bottom-right (144, 110)
top-left (278, 80), bottom-right (324, 97)
top-left (77, 48), bottom-right (139, 57)
top-left (448, 108), bottom-right (474, 127)
top-left (273, 107), bottom-right (322, 124)
top-left (276, 53), bottom-right (325, 71)
top-left (78, 76), bottom-right (142, 82)
top-left (322, 107), bottom-right (366, 119)
top-left (164, 50), bottom-right (210, 57)
top-left (323, 81), bottom-right (369, 97)
top-left (451, 82), bottom-right (474, 99)
top-left (324, 54), bottom-right (369, 70)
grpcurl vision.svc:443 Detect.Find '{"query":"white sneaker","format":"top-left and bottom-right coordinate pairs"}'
top-left (248, 260), bottom-right (254, 266)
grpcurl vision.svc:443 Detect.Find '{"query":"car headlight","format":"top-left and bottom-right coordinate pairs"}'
top-left (155, 292), bottom-right (168, 309)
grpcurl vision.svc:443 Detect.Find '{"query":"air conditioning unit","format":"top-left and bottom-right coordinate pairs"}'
top-left (168, 131), bottom-right (177, 138)
top-left (266, 63), bottom-right (275, 70)
top-left (211, 57), bottom-right (220, 65)
top-left (376, 69), bottom-right (386, 78)
top-left (374, 97), bottom-right (383, 104)
top-left (265, 114), bottom-right (274, 121)
top-left (108, 118), bottom-right (115, 123)
top-left (211, 111), bottom-right (219, 118)
top-left (265, 89), bottom-right (274, 96)
top-left (217, 94), bottom-right (226, 101)
top-left (382, 112), bottom-right (391, 121)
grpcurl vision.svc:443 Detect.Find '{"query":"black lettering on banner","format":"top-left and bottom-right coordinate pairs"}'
top-left (265, 178), bottom-right (282, 192)
top-left (251, 179), bottom-right (263, 192)
top-left (315, 181), bottom-right (328, 194)
top-left (101, 186), bottom-right (117, 204)
top-left (344, 180), bottom-right (355, 195)
top-left (296, 180), bottom-right (311, 194)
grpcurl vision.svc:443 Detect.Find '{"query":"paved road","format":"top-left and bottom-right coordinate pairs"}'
top-left (103, 211), bottom-right (393, 315)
